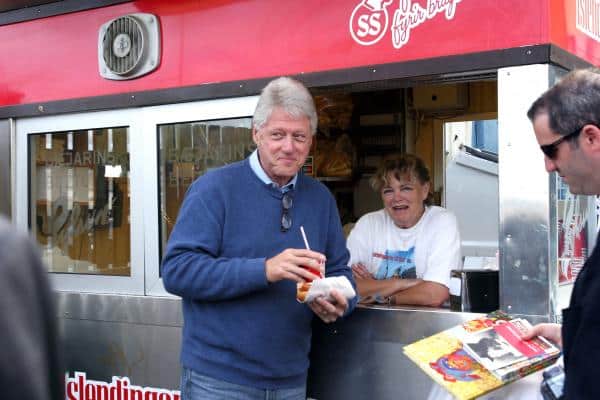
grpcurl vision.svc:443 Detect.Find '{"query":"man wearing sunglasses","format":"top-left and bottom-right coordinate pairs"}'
top-left (162, 77), bottom-right (356, 400)
top-left (523, 68), bottom-right (600, 399)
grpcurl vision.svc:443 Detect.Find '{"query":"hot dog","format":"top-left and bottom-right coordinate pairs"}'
top-left (296, 282), bottom-right (312, 302)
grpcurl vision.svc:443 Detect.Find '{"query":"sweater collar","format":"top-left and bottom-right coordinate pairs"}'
top-left (249, 149), bottom-right (297, 192)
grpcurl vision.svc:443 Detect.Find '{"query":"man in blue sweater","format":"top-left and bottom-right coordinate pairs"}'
top-left (162, 76), bottom-right (357, 400)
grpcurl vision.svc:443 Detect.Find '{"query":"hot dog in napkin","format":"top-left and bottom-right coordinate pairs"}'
top-left (296, 276), bottom-right (356, 303)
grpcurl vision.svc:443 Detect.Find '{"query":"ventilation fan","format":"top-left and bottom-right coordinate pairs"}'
top-left (98, 13), bottom-right (160, 80)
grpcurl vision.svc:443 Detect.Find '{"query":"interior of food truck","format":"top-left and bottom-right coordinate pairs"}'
top-left (306, 78), bottom-right (501, 310)
top-left (307, 79), bottom-right (499, 254)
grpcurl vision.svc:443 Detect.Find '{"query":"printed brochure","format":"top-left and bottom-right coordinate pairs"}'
top-left (403, 311), bottom-right (560, 400)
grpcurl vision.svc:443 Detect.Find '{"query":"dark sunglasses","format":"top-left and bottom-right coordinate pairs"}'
top-left (281, 192), bottom-right (293, 232)
top-left (539, 126), bottom-right (584, 159)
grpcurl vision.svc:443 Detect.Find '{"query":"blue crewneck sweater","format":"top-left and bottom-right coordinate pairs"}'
top-left (162, 158), bottom-right (356, 389)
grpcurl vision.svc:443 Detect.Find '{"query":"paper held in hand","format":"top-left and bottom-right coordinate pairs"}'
top-left (295, 225), bottom-right (356, 303)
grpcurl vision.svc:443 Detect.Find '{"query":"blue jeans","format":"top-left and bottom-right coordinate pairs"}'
top-left (180, 367), bottom-right (306, 400)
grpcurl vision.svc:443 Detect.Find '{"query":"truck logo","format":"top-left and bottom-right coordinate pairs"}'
top-left (65, 372), bottom-right (180, 400)
top-left (349, 0), bottom-right (394, 45)
top-left (350, 0), bottom-right (463, 48)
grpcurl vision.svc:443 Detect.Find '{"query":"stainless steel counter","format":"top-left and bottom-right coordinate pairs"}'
top-left (56, 292), bottom-right (549, 398)
top-left (307, 305), bottom-right (482, 400)
top-left (307, 305), bottom-right (550, 400)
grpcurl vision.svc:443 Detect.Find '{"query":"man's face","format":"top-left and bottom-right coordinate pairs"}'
top-left (532, 113), bottom-right (595, 195)
top-left (253, 107), bottom-right (312, 187)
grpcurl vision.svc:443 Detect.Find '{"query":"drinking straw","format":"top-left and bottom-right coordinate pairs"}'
top-left (300, 226), bottom-right (324, 278)
top-left (300, 226), bottom-right (310, 250)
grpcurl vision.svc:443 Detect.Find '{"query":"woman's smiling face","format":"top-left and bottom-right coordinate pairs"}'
top-left (381, 172), bottom-right (430, 229)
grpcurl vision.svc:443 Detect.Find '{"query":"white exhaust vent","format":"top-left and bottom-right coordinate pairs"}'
top-left (98, 13), bottom-right (160, 80)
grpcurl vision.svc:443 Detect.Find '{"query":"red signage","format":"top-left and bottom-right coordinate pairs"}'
top-left (65, 372), bottom-right (180, 400)
top-left (0, 0), bottom-right (598, 108)
top-left (349, 0), bottom-right (462, 49)
top-left (551, 0), bottom-right (600, 66)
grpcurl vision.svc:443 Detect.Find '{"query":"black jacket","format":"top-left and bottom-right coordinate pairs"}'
top-left (562, 233), bottom-right (600, 399)
top-left (0, 217), bottom-right (64, 400)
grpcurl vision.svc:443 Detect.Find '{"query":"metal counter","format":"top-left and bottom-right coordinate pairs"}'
top-left (307, 304), bottom-right (550, 400)
top-left (57, 293), bottom-right (548, 398)
top-left (57, 291), bottom-right (183, 390)
top-left (307, 305), bottom-right (482, 400)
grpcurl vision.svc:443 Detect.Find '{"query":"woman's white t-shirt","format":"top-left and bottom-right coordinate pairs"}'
top-left (347, 206), bottom-right (461, 288)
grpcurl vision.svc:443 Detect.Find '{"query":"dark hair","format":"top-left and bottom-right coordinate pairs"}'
top-left (527, 68), bottom-right (600, 141)
top-left (370, 154), bottom-right (434, 206)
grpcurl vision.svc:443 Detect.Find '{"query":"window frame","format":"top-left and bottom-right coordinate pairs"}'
top-left (142, 96), bottom-right (258, 296)
top-left (16, 109), bottom-right (146, 294)
top-left (15, 96), bottom-right (258, 295)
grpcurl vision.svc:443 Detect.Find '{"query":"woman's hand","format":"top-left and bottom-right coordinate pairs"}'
top-left (352, 263), bottom-right (374, 280)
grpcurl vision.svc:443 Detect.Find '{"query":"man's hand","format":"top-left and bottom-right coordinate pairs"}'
top-left (308, 290), bottom-right (348, 323)
top-left (265, 248), bottom-right (325, 283)
top-left (521, 323), bottom-right (563, 348)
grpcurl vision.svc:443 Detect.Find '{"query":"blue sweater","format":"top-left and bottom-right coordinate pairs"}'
top-left (162, 158), bottom-right (356, 389)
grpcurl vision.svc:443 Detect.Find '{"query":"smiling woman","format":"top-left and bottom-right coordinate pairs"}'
top-left (346, 153), bottom-right (462, 307)
top-left (374, 155), bottom-right (432, 229)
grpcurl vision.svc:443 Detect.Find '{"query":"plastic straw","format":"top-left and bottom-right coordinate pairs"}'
top-left (301, 226), bottom-right (324, 279)
top-left (300, 226), bottom-right (310, 250)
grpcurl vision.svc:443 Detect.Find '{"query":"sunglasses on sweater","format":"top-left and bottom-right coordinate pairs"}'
top-left (281, 192), bottom-right (293, 232)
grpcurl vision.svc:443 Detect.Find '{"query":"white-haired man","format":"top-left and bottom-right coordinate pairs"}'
top-left (162, 77), bottom-right (356, 400)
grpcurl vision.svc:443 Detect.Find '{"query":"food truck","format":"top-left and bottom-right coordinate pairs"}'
top-left (0, 0), bottom-right (599, 398)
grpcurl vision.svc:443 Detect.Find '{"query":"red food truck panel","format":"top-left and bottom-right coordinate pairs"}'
top-left (550, 0), bottom-right (600, 66)
top-left (0, 0), bottom-right (597, 107)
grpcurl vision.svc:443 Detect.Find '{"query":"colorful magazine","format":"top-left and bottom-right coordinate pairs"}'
top-left (403, 311), bottom-right (560, 400)
top-left (462, 318), bottom-right (559, 381)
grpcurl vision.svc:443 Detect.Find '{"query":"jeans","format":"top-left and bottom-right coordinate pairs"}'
top-left (180, 367), bottom-right (307, 400)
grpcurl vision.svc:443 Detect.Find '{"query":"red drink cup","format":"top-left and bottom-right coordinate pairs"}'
top-left (302, 265), bottom-right (323, 282)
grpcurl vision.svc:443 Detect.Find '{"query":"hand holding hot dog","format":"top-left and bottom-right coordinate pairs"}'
top-left (308, 290), bottom-right (348, 323)
top-left (265, 248), bottom-right (325, 283)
